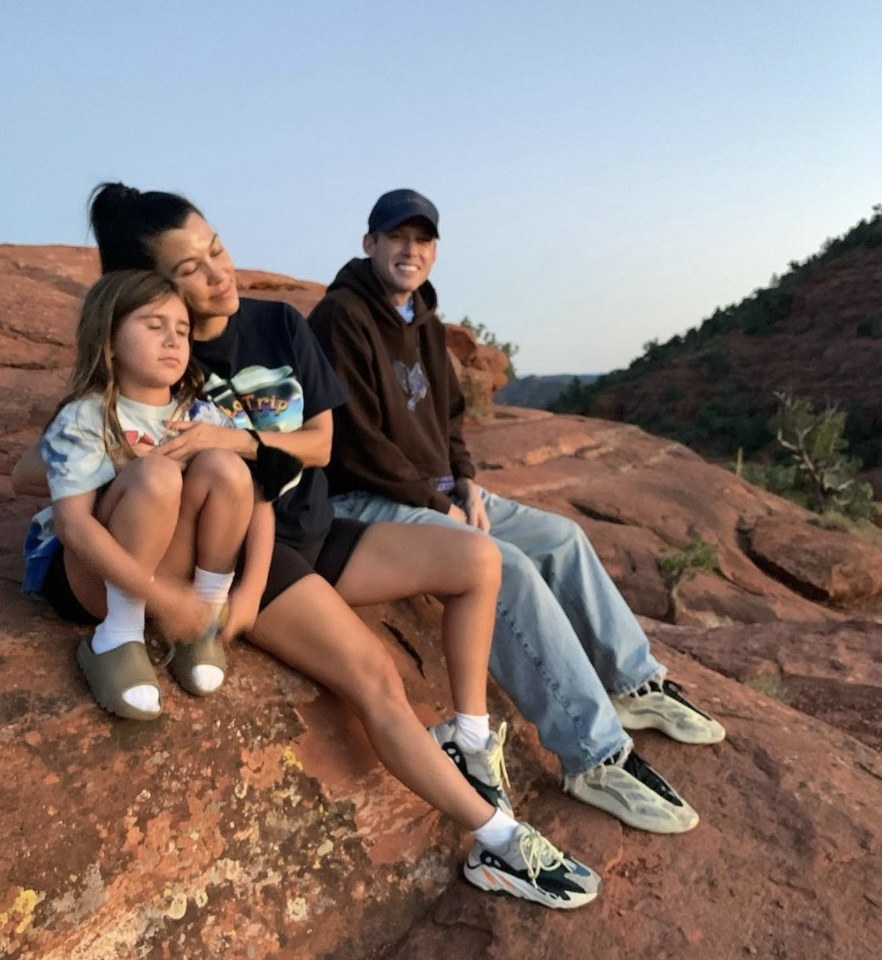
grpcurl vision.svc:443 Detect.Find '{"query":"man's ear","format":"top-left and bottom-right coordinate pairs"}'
top-left (362, 232), bottom-right (376, 256)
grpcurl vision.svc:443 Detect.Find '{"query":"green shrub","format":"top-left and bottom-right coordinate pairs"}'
top-left (656, 539), bottom-right (718, 621)
top-left (657, 539), bottom-right (718, 589)
top-left (769, 392), bottom-right (876, 520)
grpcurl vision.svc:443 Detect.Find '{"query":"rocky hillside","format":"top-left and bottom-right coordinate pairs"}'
top-left (494, 373), bottom-right (598, 409)
top-left (555, 210), bottom-right (882, 469)
top-left (2, 246), bottom-right (881, 959)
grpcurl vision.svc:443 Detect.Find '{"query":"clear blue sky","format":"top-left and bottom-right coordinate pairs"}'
top-left (3, 1), bottom-right (881, 374)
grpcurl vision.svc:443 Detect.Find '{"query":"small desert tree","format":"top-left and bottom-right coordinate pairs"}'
top-left (771, 391), bottom-right (875, 519)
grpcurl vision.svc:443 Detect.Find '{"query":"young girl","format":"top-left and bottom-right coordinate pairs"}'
top-left (14, 187), bottom-right (599, 909)
top-left (25, 269), bottom-right (273, 720)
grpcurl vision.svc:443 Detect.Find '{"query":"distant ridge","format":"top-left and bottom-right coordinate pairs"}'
top-left (494, 373), bottom-right (598, 409)
top-left (551, 206), bottom-right (882, 469)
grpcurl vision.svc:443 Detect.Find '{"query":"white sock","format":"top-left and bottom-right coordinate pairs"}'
top-left (473, 808), bottom-right (519, 849)
top-left (90, 584), bottom-right (158, 713)
top-left (118, 683), bottom-right (161, 714)
top-left (91, 584), bottom-right (146, 654)
top-left (454, 711), bottom-right (491, 752)
top-left (188, 567), bottom-right (233, 693)
top-left (190, 664), bottom-right (224, 693)
top-left (193, 567), bottom-right (234, 606)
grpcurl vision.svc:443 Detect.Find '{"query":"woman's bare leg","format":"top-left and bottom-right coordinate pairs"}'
top-left (250, 574), bottom-right (496, 831)
top-left (334, 523), bottom-right (501, 716)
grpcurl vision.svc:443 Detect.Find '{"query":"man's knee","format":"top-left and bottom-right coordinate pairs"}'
top-left (494, 538), bottom-right (544, 585)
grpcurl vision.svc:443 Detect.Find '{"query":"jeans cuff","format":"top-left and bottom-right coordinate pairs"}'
top-left (610, 665), bottom-right (668, 698)
top-left (562, 735), bottom-right (633, 777)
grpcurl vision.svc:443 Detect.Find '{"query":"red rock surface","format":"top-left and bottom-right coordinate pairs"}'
top-left (2, 245), bottom-right (882, 959)
top-left (445, 323), bottom-right (511, 414)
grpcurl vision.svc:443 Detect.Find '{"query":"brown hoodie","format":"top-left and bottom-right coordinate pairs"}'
top-left (309, 257), bottom-right (475, 513)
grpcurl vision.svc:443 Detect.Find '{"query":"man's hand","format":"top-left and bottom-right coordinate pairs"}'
top-left (455, 478), bottom-right (491, 532)
top-left (447, 502), bottom-right (469, 524)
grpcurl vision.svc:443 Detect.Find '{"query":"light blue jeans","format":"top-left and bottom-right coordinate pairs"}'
top-left (332, 486), bottom-right (666, 776)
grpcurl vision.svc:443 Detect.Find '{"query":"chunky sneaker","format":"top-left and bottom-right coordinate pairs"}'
top-left (563, 747), bottom-right (699, 833)
top-left (465, 821), bottom-right (600, 909)
top-left (613, 679), bottom-right (726, 744)
top-left (429, 719), bottom-right (514, 816)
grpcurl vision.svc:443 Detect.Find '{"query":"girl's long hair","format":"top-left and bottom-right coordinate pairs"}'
top-left (49, 270), bottom-right (205, 461)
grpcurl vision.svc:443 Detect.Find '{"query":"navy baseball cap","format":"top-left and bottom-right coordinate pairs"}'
top-left (368, 189), bottom-right (439, 238)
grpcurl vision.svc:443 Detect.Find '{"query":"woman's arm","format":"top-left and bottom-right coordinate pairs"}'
top-left (158, 411), bottom-right (333, 468)
top-left (257, 410), bottom-right (332, 467)
top-left (11, 442), bottom-right (50, 497)
top-left (220, 497), bottom-right (275, 641)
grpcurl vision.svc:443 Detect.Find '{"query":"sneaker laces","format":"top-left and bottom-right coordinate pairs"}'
top-left (485, 720), bottom-right (511, 790)
top-left (628, 678), bottom-right (664, 698)
top-left (601, 744), bottom-right (631, 770)
top-left (517, 825), bottom-right (565, 886)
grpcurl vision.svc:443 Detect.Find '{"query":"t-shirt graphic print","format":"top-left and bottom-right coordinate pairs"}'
top-left (203, 365), bottom-right (305, 434)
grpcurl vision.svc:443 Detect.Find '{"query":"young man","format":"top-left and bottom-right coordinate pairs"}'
top-left (309, 189), bottom-right (725, 835)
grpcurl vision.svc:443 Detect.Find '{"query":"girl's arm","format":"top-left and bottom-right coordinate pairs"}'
top-left (11, 442), bottom-right (50, 497)
top-left (220, 497), bottom-right (275, 642)
top-left (158, 411), bottom-right (333, 468)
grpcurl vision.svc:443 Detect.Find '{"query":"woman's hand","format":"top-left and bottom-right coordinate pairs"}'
top-left (159, 421), bottom-right (253, 464)
top-left (219, 583), bottom-right (262, 643)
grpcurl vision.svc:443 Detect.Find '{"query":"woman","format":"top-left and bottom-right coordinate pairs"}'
top-left (13, 182), bottom-right (599, 909)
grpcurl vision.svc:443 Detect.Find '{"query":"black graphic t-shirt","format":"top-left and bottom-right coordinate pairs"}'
top-left (193, 298), bottom-right (347, 550)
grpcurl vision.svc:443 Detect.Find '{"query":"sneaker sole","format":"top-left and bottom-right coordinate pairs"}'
top-left (563, 779), bottom-right (700, 834)
top-left (463, 862), bottom-right (599, 909)
top-left (613, 702), bottom-right (726, 744)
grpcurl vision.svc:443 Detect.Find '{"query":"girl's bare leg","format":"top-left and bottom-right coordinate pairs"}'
top-left (65, 455), bottom-right (185, 616)
top-left (63, 456), bottom-right (186, 716)
top-left (250, 575), bottom-right (496, 831)
top-left (154, 449), bottom-right (254, 692)
top-left (334, 523), bottom-right (501, 716)
top-left (157, 449), bottom-right (254, 580)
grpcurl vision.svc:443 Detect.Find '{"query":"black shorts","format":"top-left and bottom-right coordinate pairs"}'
top-left (260, 517), bottom-right (369, 610)
top-left (41, 545), bottom-right (101, 626)
top-left (38, 517), bottom-right (368, 621)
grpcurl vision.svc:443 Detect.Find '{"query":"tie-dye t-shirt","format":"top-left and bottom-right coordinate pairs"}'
top-left (41, 394), bottom-right (230, 501)
top-left (192, 298), bottom-right (347, 550)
